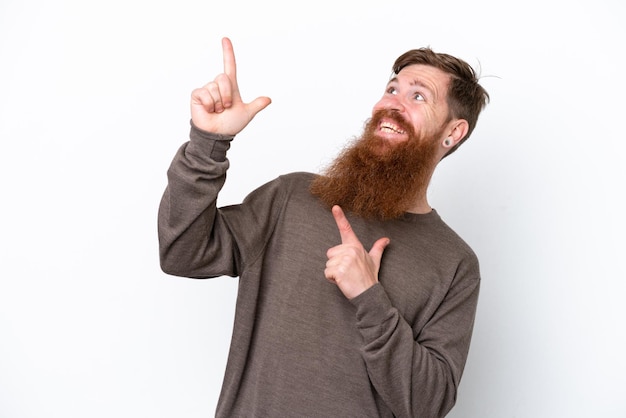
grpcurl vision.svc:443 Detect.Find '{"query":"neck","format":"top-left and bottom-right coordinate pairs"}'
top-left (407, 176), bottom-right (435, 214)
top-left (407, 196), bottom-right (432, 214)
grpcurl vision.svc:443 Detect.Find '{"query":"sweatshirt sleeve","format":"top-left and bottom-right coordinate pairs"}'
top-left (157, 123), bottom-right (238, 278)
top-left (350, 256), bottom-right (480, 418)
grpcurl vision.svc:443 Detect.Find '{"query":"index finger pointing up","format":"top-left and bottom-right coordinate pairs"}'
top-left (331, 205), bottom-right (360, 245)
top-left (221, 37), bottom-right (239, 93)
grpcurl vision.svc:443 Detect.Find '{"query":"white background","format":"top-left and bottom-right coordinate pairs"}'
top-left (1, 0), bottom-right (625, 417)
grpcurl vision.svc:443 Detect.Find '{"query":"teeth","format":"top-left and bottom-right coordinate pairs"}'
top-left (380, 122), bottom-right (404, 134)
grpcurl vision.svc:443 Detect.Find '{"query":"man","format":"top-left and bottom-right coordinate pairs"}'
top-left (158, 37), bottom-right (489, 417)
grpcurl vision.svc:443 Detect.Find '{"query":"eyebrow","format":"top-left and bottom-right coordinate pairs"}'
top-left (387, 76), bottom-right (437, 100)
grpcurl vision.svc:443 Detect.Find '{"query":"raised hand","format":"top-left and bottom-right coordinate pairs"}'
top-left (190, 37), bottom-right (272, 136)
top-left (325, 205), bottom-right (390, 300)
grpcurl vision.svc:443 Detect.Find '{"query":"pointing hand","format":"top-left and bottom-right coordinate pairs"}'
top-left (190, 37), bottom-right (271, 136)
top-left (325, 205), bottom-right (390, 299)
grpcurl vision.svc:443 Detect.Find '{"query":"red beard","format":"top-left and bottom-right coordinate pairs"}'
top-left (310, 109), bottom-right (441, 220)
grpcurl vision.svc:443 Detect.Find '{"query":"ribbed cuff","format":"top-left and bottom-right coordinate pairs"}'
top-left (188, 120), bottom-right (234, 162)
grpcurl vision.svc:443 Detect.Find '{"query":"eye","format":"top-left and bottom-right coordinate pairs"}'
top-left (386, 86), bottom-right (398, 95)
top-left (413, 92), bottom-right (425, 101)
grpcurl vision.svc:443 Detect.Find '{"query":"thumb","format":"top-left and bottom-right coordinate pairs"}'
top-left (246, 96), bottom-right (272, 117)
top-left (369, 237), bottom-right (390, 268)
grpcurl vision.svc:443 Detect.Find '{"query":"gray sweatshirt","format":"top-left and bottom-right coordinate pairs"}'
top-left (158, 125), bottom-right (481, 418)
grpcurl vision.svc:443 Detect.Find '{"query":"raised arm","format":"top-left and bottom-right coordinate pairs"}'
top-left (159, 37), bottom-right (271, 278)
top-left (190, 37), bottom-right (271, 135)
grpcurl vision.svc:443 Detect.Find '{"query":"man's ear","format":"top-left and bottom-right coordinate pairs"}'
top-left (448, 119), bottom-right (469, 146)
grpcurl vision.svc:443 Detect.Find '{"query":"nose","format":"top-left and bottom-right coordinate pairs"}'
top-left (373, 95), bottom-right (404, 113)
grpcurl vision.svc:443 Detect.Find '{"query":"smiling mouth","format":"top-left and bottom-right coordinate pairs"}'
top-left (379, 121), bottom-right (406, 135)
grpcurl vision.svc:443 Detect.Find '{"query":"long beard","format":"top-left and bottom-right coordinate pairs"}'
top-left (310, 109), bottom-right (441, 220)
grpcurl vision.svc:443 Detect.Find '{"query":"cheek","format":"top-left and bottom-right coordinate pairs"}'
top-left (410, 111), bottom-right (439, 134)
top-left (407, 115), bottom-right (424, 134)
